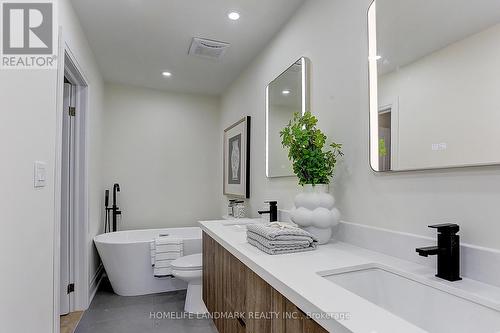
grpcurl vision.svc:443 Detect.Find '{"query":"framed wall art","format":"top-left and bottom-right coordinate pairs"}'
top-left (223, 116), bottom-right (251, 198)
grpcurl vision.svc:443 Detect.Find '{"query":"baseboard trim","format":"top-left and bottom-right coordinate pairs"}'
top-left (89, 264), bottom-right (104, 305)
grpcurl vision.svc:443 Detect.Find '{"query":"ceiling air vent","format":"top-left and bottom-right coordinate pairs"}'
top-left (188, 37), bottom-right (230, 60)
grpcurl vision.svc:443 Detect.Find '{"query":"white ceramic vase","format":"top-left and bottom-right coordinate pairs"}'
top-left (290, 184), bottom-right (340, 244)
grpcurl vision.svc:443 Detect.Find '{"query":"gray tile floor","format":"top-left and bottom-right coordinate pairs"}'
top-left (76, 278), bottom-right (217, 333)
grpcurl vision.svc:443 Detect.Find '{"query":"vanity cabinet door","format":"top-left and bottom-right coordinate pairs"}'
top-left (303, 317), bottom-right (329, 333)
top-left (214, 238), bottom-right (226, 331)
top-left (285, 301), bottom-right (328, 333)
top-left (202, 232), bottom-right (216, 314)
top-left (203, 232), bottom-right (246, 333)
top-left (221, 247), bottom-right (247, 333)
top-left (246, 269), bottom-right (287, 333)
top-left (284, 301), bottom-right (302, 333)
top-left (223, 249), bottom-right (247, 318)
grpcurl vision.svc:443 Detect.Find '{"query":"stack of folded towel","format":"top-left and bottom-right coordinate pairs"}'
top-left (150, 235), bottom-right (183, 277)
top-left (246, 222), bottom-right (318, 255)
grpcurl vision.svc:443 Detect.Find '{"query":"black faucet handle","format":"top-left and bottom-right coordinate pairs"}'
top-left (265, 201), bottom-right (277, 206)
top-left (429, 223), bottom-right (459, 234)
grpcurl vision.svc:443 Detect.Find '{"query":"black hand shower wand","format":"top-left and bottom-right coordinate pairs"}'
top-left (104, 190), bottom-right (110, 233)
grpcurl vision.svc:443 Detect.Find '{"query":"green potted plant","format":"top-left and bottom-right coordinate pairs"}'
top-left (280, 111), bottom-right (343, 244)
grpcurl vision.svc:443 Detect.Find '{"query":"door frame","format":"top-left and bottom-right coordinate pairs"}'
top-left (53, 31), bottom-right (90, 332)
top-left (60, 80), bottom-right (76, 315)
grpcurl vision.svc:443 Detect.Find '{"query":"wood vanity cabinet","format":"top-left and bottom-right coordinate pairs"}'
top-left (202, 232), bottom-right (328, 333)
top-left (203, 232), bottom-right (247, 332)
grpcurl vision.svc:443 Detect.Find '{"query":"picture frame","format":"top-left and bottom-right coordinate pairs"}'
top-left (223, 116), bottom-right (251, 198)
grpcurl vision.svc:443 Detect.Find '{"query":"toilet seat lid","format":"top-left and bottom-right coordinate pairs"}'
top-left (171, 253), bottom-right (202, 271)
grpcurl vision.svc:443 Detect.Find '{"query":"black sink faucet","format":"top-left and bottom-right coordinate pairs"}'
top-left (112, 183), bottom-right (121, 232)
top-left (416, 223), bottom-right (461, 282)
top-left (258, 201), bottom-right (278, 222)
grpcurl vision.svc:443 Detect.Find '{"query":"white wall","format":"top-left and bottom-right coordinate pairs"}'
top-left (102, 83), bottom-right (221, 230)
top-left (379, 22), bottom-right (500, 170)
top-left (0, 0), bottom-right (104, 331)
top-left (220, 0), bottom-right (500, 250)
top-left (0, 65), bottom-right (58, 333)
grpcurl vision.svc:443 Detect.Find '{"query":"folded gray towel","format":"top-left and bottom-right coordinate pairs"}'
top-left (246, 223), bottom-right (318, 243)
top-left (246, 223), bottom-right (318, 255)
top-left (247, 231), bottom-right (312, 248)
top-left (247, 237), bottom-right (316, 255)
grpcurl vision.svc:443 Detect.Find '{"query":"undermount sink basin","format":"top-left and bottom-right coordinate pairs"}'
top-left (225, 224), bottom-right (248, 232)
top-left (222, 218), bottom-right (264, 232)
top-left (320, 264), bottom-right (500, 333)
top-left (222, 218), bottom-right (260, 226)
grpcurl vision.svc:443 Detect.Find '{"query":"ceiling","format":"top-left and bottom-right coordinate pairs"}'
top-left (70, 0), bottom-right (306, 95)
top-left (376, 0), bottom-right (500, 75)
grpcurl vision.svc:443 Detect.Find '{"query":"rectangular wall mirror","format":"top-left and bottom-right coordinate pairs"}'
top-left (368, 0), bottom-right (500, 172)
top-left (266, 57), bottom-right (310, 177)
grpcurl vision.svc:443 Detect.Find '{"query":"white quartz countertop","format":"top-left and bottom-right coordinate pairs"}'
top-left (199, 219), bottom-right (500, 333)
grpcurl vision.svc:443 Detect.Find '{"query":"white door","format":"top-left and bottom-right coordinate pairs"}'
top-left (378, 110), bottom-right (392, 171)
top-left (379, 126), bottom-right (391, 171)
top-left (60, 81), bottom-right (76, 315)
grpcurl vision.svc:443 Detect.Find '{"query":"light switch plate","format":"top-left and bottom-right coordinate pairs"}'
top-left (34, 161), bottom-right (47, 188)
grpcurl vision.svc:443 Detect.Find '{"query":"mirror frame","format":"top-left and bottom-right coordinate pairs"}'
top-left (367, 0), bottom-right (500, 172)
top-left (368, 0), bottom-right (382, 173)
top-left (265, 56), bottom-right (311, 178)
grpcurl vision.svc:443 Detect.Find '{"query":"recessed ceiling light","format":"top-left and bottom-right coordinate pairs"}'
top-left (162, 71), bottom-right (172, 77)
top-left (228, 11), bottom-right (240, 20)
top-left (282, 90), bottom-right (291, 95)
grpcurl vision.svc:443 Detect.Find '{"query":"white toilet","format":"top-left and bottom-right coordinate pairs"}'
top-left (171, 253), bottom-right (207, 314)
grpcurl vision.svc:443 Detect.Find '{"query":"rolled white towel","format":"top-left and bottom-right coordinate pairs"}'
top-left (152, 236), bottom-right (184, 278)
top-left (150, 242), bottom-right (155, 266)
top-left (156, 237), bottom-right (183, 245)
top-left (154, 267), bottom-right (173, 277)
top-left (150, 238), bottom-right (184, 266)
top-left (155, 244), bottom-right (183, 253)
top-left (155, 252), bottom-right (183, 261)
top-left (154, 258), bottom-right (175, 268)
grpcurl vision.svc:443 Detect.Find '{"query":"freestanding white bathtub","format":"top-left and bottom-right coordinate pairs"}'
top-left (94, 227), bottom-right (202, 296)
